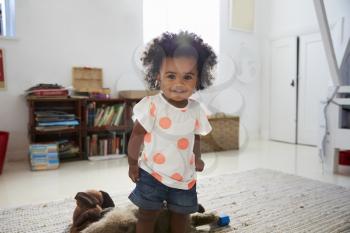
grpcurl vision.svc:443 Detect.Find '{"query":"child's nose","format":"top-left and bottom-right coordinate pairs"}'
top-left (175, 77), bottom-right (184, 85)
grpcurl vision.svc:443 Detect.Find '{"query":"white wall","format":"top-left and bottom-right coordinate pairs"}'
top-left (260, 0), bottom-right (322, 139)
top-left (204, 0), bottom-right (265, 142)
top-left (1, 0), bottom-right (267, 161)
top-left (0, 0), bottom-right (144, 160)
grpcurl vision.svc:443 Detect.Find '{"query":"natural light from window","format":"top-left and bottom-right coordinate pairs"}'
top-left (0, 0), bottom-right (15, 37)
top-left (143, 0), bottom-right (220, 53)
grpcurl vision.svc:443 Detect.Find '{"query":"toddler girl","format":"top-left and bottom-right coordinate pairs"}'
top-left (128, 31), bottom-right (217, 233)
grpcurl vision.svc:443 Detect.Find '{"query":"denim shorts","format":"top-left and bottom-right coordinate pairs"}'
top-left (128, 168), bottom-right (198, 214)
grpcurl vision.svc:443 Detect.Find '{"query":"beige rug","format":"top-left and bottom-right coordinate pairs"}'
top-left (0, 168), bottom-right (349, 233)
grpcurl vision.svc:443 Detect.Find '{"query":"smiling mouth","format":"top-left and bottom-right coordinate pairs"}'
top-left (170, 88), bottom-right (187, 94)
top-left (171, 89), bottom-right (187, 94)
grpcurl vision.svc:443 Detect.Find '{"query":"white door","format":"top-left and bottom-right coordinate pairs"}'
top-left (270, 37), bottom-right (298, 143)
top-left (298, 33), bottom-right (332, 145)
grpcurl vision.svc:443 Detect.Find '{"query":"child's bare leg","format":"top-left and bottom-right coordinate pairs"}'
top-left (170, 212), bottom-right (189, 233)
top-left (136, 208), bottom-right (160, 233)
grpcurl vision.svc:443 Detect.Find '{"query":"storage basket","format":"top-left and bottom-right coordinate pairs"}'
top-left (200, 114), bottom-right (239, 153)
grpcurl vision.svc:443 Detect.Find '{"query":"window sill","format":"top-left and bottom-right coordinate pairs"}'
top-left (0, 36), bottom-right (18, 41)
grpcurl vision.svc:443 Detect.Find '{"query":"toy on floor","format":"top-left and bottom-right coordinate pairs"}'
top-left (217, 214), bottom-right (230, 226)
top-left (70, 189), bottom-right (230, 233)
top-left (70, 190), bottom-right (115, 233)
top-left (82, 205), bottom-right (226, 233)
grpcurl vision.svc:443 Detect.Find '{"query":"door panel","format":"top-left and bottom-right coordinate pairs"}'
top-left (270, 37), bottom-right (298, 143)
top-left (298, 33), bottom-right (332, 145)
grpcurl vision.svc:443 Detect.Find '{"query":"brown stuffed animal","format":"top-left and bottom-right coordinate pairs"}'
top-left (70, 190), bottom-right (115, 233)
top-left (81, 203), bottom-right (221, 233)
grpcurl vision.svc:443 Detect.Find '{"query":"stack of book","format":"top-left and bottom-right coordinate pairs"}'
top-left (29, 143), bottom-right (59, 170)
top-left (35, 111), bottom-right (79, 131)
top-left (87, 103), bottom-right (125, 127)
top-left (69, 88), bottom-right (111, 99)
top-left (87, 132), bottom-right (126, 160)
top-left (58, 140), bottom-right (80, 159)
top-left (26, 84), bottom-right (68, 98)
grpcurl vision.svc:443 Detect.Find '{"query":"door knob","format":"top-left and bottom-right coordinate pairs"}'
top-left (290, 80), bottom-right (295, 87)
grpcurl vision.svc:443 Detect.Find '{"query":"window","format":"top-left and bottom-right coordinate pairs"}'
top-left (0, 0), bottom-right (15, 37)
top-left (143, 0), bottom-right (220, 53)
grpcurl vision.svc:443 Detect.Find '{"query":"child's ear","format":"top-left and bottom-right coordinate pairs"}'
top-left (156, 75), bottom-right (161, 88)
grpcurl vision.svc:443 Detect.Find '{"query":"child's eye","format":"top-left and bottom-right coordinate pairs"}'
top-left (166, 74), bottom-right (176, 80)
top-left (183, 75), bottom-right (193, 80)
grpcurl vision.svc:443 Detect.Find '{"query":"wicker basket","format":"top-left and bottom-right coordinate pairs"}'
top-left (200, 114), bottom-right (239, 153)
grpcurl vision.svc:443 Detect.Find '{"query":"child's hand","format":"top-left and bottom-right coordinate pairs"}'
top-left (129, 165), bottom-right (140, 183)
top-left (195, 158), bottom-right (205, 172)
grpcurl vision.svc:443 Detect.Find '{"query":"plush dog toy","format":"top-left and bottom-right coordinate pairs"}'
top-left (71, 190), bottom-right (229, 233)
top-left (81, 203), bottom-right (226, 233)
top-left (70, 190), bottom-right (115, 233)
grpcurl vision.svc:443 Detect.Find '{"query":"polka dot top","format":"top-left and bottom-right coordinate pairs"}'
top-left (132, 93), bottom-right (212, 190)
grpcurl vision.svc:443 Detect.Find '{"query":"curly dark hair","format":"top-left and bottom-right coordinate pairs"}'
top-left (141, 31), bottom-right (217, 90)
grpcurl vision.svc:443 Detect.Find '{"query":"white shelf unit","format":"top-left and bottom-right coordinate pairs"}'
top-left (324, 86), bottom-right (350, 174)
top-left (88, 154), bottom-right (126, 161)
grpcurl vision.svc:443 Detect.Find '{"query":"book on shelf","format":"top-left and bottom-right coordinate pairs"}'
top-left (25, 84), bottom-right (68, 98)
top-left (87, 103), bottom-right (126, 127)
top-left (114, 104), bottom-right (125, 126)
top-left (37, 120), bottom-right (79, 127)
top-left (36, 117), bottom-right (76, 122)
top-left (34, 111), bottom-right (79, 129)
top-left (35, 111), bottom-right (76, 118)
top-left (58, 140), bottom-right (80, 159)
top-left (69, 91), bottom-right (90, 99)
top-left (27, 95), bottom-right (69, 99)
top-left (28, 89), bottom-right (69, 97)
top-left (35, 126), bottom-right (76, 132)
top-left (87, 102), bottom-right (96, 127)
top-left (87, 132), bottom-right (126, 159)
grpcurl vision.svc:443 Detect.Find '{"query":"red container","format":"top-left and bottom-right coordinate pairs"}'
top-left (0, 131), bottom-right (9, 174)
top-left (339, 150), bottom-right (350, 166)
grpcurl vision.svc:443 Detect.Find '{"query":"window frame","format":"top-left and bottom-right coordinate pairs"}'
top-left (0, 0), bottom-right (15, 38)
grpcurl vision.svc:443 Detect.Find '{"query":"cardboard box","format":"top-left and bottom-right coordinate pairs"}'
top-left (72, 67), bottom-right (103, 92)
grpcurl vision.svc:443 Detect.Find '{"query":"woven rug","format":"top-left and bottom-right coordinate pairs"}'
top-left (1, 168), bottom-right (350, 233)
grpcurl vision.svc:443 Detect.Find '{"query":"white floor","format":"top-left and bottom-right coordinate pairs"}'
top-left (0, 139), bottom-right (349, 209)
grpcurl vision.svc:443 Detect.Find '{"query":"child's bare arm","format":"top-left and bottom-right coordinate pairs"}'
top-left (127, 120), bottom-right (147, 182)
top-left (193, 135), bottom-right (205, 172)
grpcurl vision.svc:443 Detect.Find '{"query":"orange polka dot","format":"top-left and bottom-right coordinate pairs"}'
top-left (177, 138), bottom-right (189, 150)
top-left (181, 109), bottom-right (187, 112)
top-left (144, 133), bottom-right (152, 143)
top-left (171, 173), bottom-right (183, 181)
top-left (150, 102), bottom-right (156, 117)
top-left (143, 152), bottom-right (148, 161)
top-left (152, 172), bottom-right (162, 182)
top-left (153, 153), bottom-right (166, 164)
top-left (188, 179), bottom-right (196, 189)
top-left (159, 117), bottom-right (172, 129)
top-left (195, 119), bottom-right (200, 130)
top-left (189, 153), bottom-right (195, 165)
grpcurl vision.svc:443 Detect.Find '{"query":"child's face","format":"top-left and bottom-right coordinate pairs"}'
top-left (158, 56), bottom-right (198, 102)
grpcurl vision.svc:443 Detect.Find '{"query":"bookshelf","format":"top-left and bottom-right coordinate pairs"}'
top-left (83, 98), bottom-right (135, 161)
top-left (27, 98), bottom-right (83, 161)
top-left (27, 97), bottom-right (137, 162)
